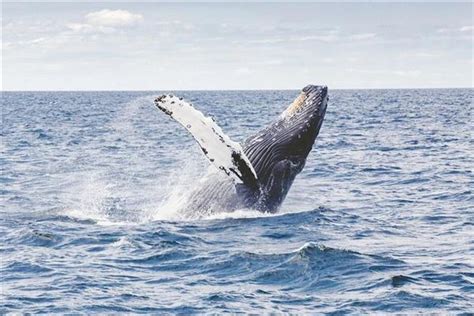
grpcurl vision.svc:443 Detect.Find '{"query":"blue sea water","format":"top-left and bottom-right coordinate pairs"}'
top-left (1, 89), bottom-right (473, 314)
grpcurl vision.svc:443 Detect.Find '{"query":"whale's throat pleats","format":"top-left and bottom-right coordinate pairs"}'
top-left (243, 85), bottom-right (326, 186)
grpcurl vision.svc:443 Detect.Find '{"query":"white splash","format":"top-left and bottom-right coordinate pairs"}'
top-left (60, 96), bottom-right (205, 225)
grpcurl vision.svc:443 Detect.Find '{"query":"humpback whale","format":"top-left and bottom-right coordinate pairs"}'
top-left (154, 85), bottom-right (328, 218)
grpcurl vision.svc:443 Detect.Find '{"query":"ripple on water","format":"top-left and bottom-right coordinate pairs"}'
top-left (1, 89), bottom-right (473, 313)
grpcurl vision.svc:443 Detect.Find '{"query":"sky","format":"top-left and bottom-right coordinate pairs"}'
top-left (1, 2), bottom-right (473, 90)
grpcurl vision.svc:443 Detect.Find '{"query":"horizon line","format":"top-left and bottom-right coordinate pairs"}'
top-left (2, 86), bottom-right (472, 92)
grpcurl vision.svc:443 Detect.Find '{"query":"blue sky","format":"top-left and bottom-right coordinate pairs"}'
top-left (2, 2), bottom-right (473, 90)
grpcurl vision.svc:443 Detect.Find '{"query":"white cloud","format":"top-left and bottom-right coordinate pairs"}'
top-left (260, 59), bottom-right (283, 66)
top-left (85, 9), bottom-right (143, 27)
top-left (349, 33), bottom-right (377, 40)
top-left (412, 52), bottom-right (439, 57)
top-left (393, 70), bottom-right (421, 77)
top-left (294, 34), bottom-right (339, 42)
top-left (66, 22), bottom-right (115, 34)
top-left (29, 37), bottom-right (47, 44)
top-left (437, 25), bottom-right (473, 34)
top-left (245, 33), bottom-right (339, 45)
top-left (67, 9), bottom-right (143, 34)
top-left (235, 67), bottom-right (252, 75)
top-left (322, 57), bottom-right (335, 63)
top-left (238, 30), bottom-right (378, 46)
top-left (401, 52), bottom-right (441, 58)
top-left (346, 68), bottom-right (421, 78)
top-left (67, 23), bottom-right (95, 33)
top-left (246, 38), bottom-right (285, 44)
top-left (346, 57), bottom-right (359, 63)
top-left (459, 25), bottom-right (473, 32)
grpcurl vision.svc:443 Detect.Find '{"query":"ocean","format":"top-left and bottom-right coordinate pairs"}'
top-left (1, 89), bottom-right (473, 313)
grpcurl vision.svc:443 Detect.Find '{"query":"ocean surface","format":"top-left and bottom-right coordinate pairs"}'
top-left (1, 89), bottom-right (473, 314)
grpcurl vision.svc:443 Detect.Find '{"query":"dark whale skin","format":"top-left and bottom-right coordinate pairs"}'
top-left (181, 85), bottom-right (328, 218)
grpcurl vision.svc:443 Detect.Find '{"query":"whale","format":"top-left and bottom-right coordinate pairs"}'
top-left (154, 85), bottom-right (328, 218)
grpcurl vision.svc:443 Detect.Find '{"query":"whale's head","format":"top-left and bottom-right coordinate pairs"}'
top-left (243, 85), bottom-right (328, 212)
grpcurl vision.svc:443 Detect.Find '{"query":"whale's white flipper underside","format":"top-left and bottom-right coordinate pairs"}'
top-left (154, 95), bottom-right (259, 189)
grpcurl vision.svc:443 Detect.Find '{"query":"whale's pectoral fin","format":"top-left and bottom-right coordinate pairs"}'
top-left (154, 94), bottom-right (259, 190)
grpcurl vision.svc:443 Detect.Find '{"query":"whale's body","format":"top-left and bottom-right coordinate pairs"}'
top-left (155, 85), bottom-right (328, 218)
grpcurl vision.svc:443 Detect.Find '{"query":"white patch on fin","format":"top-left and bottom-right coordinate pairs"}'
top-left (154, 95), bottom-right (259, 188)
